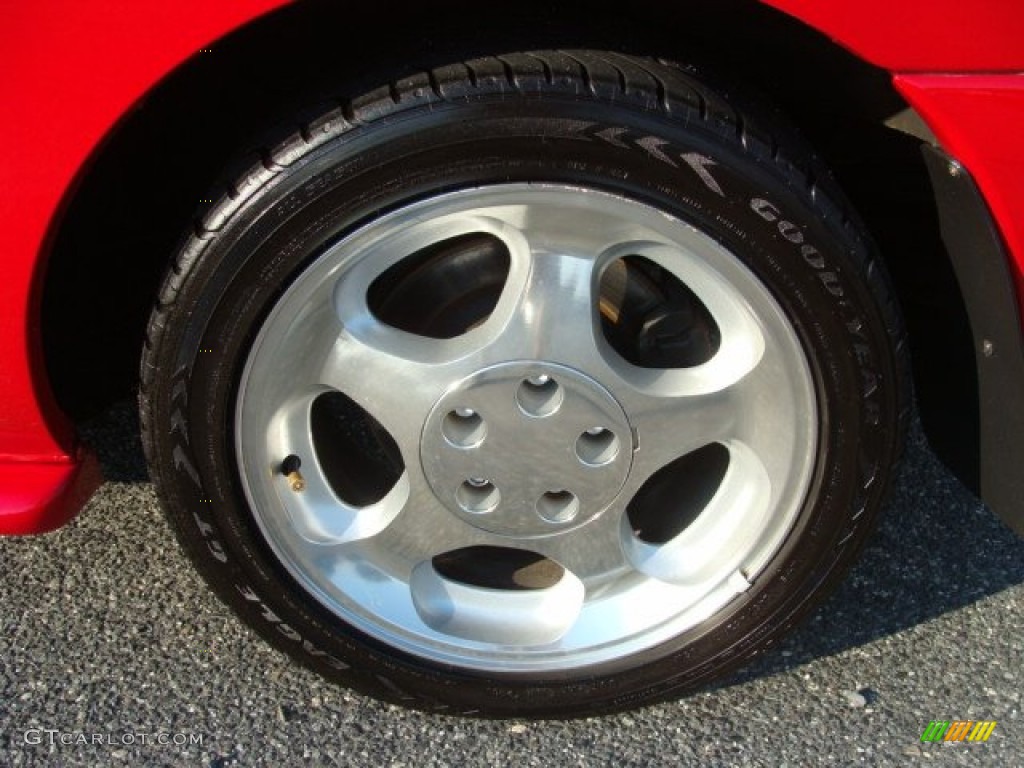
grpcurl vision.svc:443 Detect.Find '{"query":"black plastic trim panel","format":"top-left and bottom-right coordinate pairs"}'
top-left (923, 144), bottom-right (1024, 535)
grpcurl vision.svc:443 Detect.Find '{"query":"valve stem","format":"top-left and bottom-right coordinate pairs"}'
top-left (281, 454), bottom-right (305, 492)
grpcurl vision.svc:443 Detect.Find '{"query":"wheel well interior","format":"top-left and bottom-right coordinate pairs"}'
top-left (40, 0), bottom-right (978, 489)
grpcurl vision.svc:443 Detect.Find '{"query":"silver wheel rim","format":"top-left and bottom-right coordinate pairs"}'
top-left (235, 184), bottom-right (817, 672)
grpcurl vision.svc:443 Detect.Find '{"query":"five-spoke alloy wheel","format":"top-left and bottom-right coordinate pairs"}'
top-left (236, 185), bottom-right (818, 670)
top-left (142, 50), bottom-right (907, 715)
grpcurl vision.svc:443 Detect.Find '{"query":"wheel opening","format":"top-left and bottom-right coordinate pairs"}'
top-left (367, 232), bottom-right (510, 339)
top-left (310, 390), bottom-right (404, 507)
top-left (599, 255), bottom-right (721, 369)
top-left (627, 443), bottom-right (730, 543)
top-left (432, 546), bottom-right (564, 591)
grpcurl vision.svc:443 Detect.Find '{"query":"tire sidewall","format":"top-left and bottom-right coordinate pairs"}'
top-left (147, 94), bottom-right (899, 714)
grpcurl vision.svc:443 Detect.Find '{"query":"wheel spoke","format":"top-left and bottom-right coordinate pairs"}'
top-left (621, 441), bottom-right (772, 587)
top-left (363, 469), bottom-right (493, 564)
top-left (482, 245), bottom-right (605, 368)
top-left (528, 502), bottom-right (633, 584)
top-left (284, 470), bottom-right (411, 546)
top-left (241, 388), bottom-right (410, 546)
top-left (319, 323), bottom-right (468, 460)
top-left (622, 385), bottom-right (739, 491)
top-left (599, 239), bottom-right (766, 392)
top-left (410, 558), bottom-right (585, 646)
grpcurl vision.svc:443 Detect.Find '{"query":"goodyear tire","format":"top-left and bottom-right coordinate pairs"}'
top-left (141, 50), bottom-right (909, 716)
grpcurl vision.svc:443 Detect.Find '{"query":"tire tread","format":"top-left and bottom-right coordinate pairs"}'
top-left (140, 49), bottom-right (911, 716)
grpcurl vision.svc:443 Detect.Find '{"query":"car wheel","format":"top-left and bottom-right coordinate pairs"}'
top-left (141, 50), bottom-right (908, 716)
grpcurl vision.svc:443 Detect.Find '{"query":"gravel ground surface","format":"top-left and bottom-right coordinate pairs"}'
top-left (1, 403), bottom-right (1022, 767)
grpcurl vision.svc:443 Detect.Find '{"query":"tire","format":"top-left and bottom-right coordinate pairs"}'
top-left (141, 50), bottom-right (908, 716)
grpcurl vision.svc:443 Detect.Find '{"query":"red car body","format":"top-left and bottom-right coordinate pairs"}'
top-left (2, 0), bottom-right (1023, 535)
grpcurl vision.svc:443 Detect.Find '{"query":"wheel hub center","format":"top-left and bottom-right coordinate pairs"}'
top-left (421, 361), bottom-right (634, 537)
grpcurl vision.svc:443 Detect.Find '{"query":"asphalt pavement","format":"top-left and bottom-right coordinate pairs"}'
top-left (1, 402), bottom-right (1022, 767)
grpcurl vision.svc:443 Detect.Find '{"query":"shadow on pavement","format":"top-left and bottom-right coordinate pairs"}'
top-left (726, 419), bottom-right (1024, 686)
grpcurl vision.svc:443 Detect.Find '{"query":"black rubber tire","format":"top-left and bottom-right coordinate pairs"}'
top-left (140, 50), bottom-right (909, 717)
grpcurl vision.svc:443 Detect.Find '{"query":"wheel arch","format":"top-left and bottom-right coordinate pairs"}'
top-left (39, 0), bottom-right (981, 505)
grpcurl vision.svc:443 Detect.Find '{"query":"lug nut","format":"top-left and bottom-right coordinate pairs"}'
top-left (443, 409), bottom-right (487, 448)
top-left (456, 479), bottom-right (501, 514)
top-left (537, 490), bottom-right (580, 523)
top-left (517, 375), bottom-right (563, 417)
top-left (576, 428), bottom-right (620, 466)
